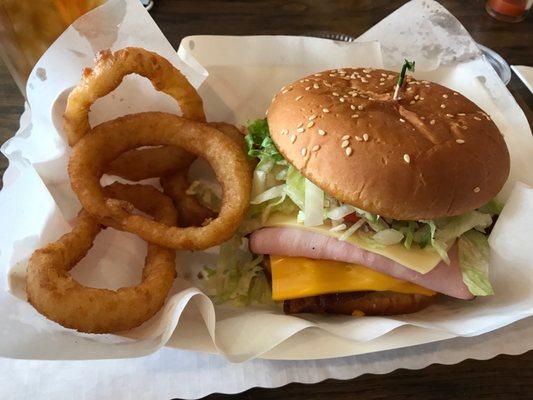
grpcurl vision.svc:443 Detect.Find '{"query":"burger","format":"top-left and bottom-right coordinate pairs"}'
top-left (200, 66), bottom-right (510, 316)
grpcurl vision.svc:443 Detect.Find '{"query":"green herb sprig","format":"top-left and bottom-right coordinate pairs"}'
top-left (393, 59), bottom-right (415, 100)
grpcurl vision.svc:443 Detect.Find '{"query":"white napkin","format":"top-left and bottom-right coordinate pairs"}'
top-left (511, 65), bottom-right (533, 93)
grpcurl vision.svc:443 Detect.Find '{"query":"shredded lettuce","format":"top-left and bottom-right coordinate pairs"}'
top-left (199, 236), bottom-right (273, 306)
top-left (458, 230), bottom-right (494, 296)
top-left (186, 180), bottom-right (221, 212)
top-left (373, 229), bottom-right (405, 245)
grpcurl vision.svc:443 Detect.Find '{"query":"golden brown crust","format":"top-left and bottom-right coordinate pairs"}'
top-left (26, 183), bottom-right (177, 333)
top-left (267, 68), bottom-right (510, 220)
top-left (283, 291), bottom-right (435, 316)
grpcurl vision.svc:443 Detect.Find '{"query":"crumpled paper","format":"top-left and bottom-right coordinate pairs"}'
top-left (0, 0), bottom-right (532, 363)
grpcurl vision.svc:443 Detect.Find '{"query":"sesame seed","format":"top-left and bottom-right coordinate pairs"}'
top-left (360, 78), bottom-right (368, 83)
top-left (280, 128), bottom-right (288, 135)
top-left (318, 129), bottom-right (326, 136)
top-left (440, 104), bottom-right (446, 109)
top-left (406, 87), bottom-right (413, 91)
top-left (453, 92), bottom-right (458, 96)
top-left (341, 140), bottom-right (350, 148)
top-left (301, 147), bottom-right (307, 156)
top-left (290, 135), bottom-right (296, 143)
top-left (299, 79), bottom-right (305, 83)
top-left (414, 95), bottom-right (420, 100)
top-left (332, 92), bottom-right (339, 96)
top-left (461, 125), bottom-right (468, 130)
top-left (297, 122), bottom-right (303, 128)
top-left (420, 116), bottom-right (426, 120)
top-left (305, 86), bottom-right (311, 91)
top-left (357, 105), bottom-right (364, 110)
top-left (388, 74), bottom-right (394, 79)
top-left (322, 108), bottom-right (330, 113)
top-left (410, 100), bottom-right (416, 105)
top-left (307, 121), bottom-right (315, 128)
top-left (474, 116), bottom-right (481, 121)
top-left (474, 186), bottom-right (480, 193)
top-left (312, 145), bottom-right (321, 152)
top-left (345, 147), bottom-right (353, 156)
top-left (351, 114), bottom-right (359, 118)
top-left (380, 77), bottom-right (385, 82)
top-left (355, 136), bottom-right (362, 141)
top-left (457, 113), bottom-right (466, 116)
top-left (339, 97), bottom-right (345, 102)
top-left (329, 73), bottom-right (336, 77)
top-left (399, 118), bottom-right (406, 122)
top-left (381, 73), bottom-right (387, 77)
top-left (342, 134), bottom-right (351, 140)
top-left (379, 82), bottom-right (385, 86)
top-left (456, 139), bottom-right (465, 144)
top-left (420, 97), bottom-right (424, 100)
top-left (297, 127), bottom-right (305, 133)
top-left (313, 83), bottom-right (319, 89)
top-left (408, 81), bottom-right (415, 85)
top-left (363, 69), bottom-right (370, 73)
top-left (446, 113), bottom-right (453, 118)
top-left (442, 94), bottom-right (448, 98)
top-left (403, 154), bottom-right (411, 163)
top-left (363, 133), bottom-right (369, 141)
top-left (314, 73), bottom-right (322, 77)
top-left (350, 104), bottom-right (356, 110)
top-left (295, 95), bottom-right (303, 101)
top-left (430, 119), bottom-right (435, 125)
top-left (365, 74), bottom-right (372, 78)
top-left (309, 115), bottom-right (317, 121)
top-left (304, 79), bottom-right (310, 82)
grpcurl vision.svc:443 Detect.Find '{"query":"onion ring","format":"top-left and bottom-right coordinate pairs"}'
top-left (106, 146), bottom-right (195, 181)
top-left (26, 183), bottom-right (178, 333)
top-left (69, 112), bottom-right (252, 250)
top-left (64, 47), bottom-right (206, 145)
top-left (64, 47), bottom-right (205, 181)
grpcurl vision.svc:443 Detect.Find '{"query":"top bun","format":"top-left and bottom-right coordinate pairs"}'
top-left (267, 68), bottom-right (510, 220)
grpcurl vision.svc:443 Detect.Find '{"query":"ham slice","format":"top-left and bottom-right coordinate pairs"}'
top-left (249, 227), bottom-right (473, 300)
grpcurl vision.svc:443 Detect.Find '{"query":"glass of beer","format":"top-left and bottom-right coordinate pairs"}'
top-left (0, 0), bottom-right (105, 95)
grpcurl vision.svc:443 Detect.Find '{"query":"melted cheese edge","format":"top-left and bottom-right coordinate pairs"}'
top-left (271, 256), bottom-right (436, 300)
top-left (264, 213), bottom-right (443, 274)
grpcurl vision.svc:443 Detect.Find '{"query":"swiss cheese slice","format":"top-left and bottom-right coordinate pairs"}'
top-left (264, 213), bottom-right (443, 274)
top-left (270, 256), bottom-right (436, 300)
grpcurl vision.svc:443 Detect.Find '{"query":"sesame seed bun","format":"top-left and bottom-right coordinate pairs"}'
top-left (267, 68), bottom-right (510, 220)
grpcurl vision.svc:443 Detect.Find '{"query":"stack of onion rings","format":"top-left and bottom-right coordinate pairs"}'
top-left (68, 112), bottom-right (252, 250)
top-left (26, 47), bottom-right (252, 333)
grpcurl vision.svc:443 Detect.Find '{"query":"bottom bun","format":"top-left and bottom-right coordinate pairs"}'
top-left (283, 291), bottom-right (435, 316)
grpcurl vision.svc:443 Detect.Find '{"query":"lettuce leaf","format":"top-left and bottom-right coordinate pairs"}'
top-left (458, 230), bottom-right (494, 296)
top-left (199, 236), bottom-right (273, 306)
top-left (186, 180), bottom-right (221, 212)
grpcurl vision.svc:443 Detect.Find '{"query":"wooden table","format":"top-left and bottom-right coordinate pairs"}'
top-left (0, 1), bottom-right (531, 399)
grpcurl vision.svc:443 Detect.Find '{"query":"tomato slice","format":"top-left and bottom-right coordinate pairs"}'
top-left (344, 213), bottom-right (360, 223)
